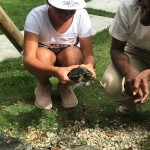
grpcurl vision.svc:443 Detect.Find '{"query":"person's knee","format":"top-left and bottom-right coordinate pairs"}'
top-left (57, 46), bottom-right (83, 66)
top-left (101, 73), bottom-right (122, 101)
top-left (36, 48), bottom-right (56, 64)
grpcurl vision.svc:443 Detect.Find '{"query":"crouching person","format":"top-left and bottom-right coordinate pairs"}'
top-left (23, 0), bottom-right (96, 110)
top-left (101, 0), bottom-right (150, 116)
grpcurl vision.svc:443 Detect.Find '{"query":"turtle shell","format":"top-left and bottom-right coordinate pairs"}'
top-left (67, 67), bottom-right (94, 85)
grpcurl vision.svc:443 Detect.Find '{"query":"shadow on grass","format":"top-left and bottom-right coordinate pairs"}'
top-left (0, 107), bottom-right (43, 132)
top-left (53, 80), bottom-right (150, 131)
top-left (0, 58), bottom-right (49, 134)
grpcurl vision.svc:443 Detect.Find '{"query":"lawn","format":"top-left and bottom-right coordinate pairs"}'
top-left (0, 0), bottom-right (150, 149)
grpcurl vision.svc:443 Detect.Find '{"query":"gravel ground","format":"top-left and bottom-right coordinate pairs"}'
top-left (25, 119), bottom-right (150, 150)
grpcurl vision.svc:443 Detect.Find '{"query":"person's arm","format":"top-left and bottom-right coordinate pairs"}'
top-left (111, 37), bottom-right (131, 76)
top-left (79, 36), bottom-right (96, 77)
top-left (111, 37), bottom-right (150, 102)
top-left (23, 31), bottom-right (78, 84)
top-left (23, 31), bottom-right (60, 76)
top-left (110, 37), bottom-right (139, 95)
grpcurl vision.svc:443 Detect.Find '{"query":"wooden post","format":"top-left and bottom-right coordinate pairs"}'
top-left (0, 7), bottom-right (24, 53)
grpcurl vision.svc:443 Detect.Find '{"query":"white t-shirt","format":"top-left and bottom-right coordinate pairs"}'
top-left (24, 4), bottom-right (92, 51)
top-left (109, 0), bottom-right (150, 50)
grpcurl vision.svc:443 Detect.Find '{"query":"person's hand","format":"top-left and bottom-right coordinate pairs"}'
top-left (79, 64), bottom-right (96, 79)
top-left (55, 65), bottom-right (79, 85)
top-left (132, 70), bottom-right (150, 104)
top-left (124, 69), bottom-right (139, 96)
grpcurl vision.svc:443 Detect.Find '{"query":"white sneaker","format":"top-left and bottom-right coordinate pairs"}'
top-left (34, 84), bottom-right (52, 110)
top-left (57, 84), bottom-right (78, 108)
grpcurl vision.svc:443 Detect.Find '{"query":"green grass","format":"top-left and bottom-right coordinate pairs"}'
top-left (0, 0), bottom-right (150, 149)
top-left (86, 8), bottom-right (115, 18)
top-left (0, 0), bottom-right (46, 33)
top-left (0, 30), bottom-right (150, 141)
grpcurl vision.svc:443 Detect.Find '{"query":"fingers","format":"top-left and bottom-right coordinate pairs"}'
top-left (141, 79), bottom-right (150, 103)
top-left (134, 94), bottom-right (149, 104)
top-left (134, 88), bottom-right (143, 104)
top-left (79, 64), bottom-right (96, 78)
top-left (140, 86), bottom-right (149, 103)
top-left (133, 79), bottom-right (141, 95)
top-left (141, 94), bottom-right (149, 103)
top-left (93, 73), bottom-right (96, 79)
top-left (70, 65), bottom-right (79, 69)
top-left (133, 81), bottom-right (149, 104)
top-left (89, 68), bottom-right (96, 78)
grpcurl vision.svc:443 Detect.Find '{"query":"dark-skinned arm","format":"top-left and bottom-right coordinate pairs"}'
top-left (111, 37), bottom-right (149, 103)
top-left (110, 37), bottom-right (139, 96)
top-left (111, 37), bottom-right (130, 76)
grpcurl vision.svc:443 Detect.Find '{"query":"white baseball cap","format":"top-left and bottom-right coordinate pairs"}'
top-left (48, 0), bottom-right (86, 10)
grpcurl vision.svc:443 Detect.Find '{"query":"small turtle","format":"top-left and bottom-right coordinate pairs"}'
top-left (67, 67), bottom-right (94, 86)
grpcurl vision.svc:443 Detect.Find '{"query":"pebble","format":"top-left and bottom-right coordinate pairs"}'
top-left (25, 120), bottom-right (150, 150)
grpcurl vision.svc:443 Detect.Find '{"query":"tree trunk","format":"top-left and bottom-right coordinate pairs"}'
top-left (0, 7), bottom-right (23, 53)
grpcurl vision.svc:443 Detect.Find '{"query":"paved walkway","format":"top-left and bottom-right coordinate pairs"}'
top-left (0, 33), bottom-right (23, 62)
top-left (0, 1), bottom-right (119, 62)
top-left (86, 0), bottom-right (120, 13)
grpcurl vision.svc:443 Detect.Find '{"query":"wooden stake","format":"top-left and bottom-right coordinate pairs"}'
top-left (0, 7), bottom-right (24, 53)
